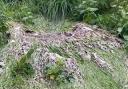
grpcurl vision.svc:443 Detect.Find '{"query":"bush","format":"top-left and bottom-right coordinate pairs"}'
top-left (72, 0), bottom-right (128, 36)
top-left (1, 0), bottom-right (128, 37)
top-left (118, 23), bottom-right (128, 40)
top-left (2, 0), bottom-right (34, 25)
top-left (72, 0), bottom-right (98, 21)
top-left (13, 5), bottom-right (34, 25)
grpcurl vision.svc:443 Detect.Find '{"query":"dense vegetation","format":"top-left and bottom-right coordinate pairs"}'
top-left (0, 0), bottom-right (128, 39)
top-left (0, 0), bottom-right (128, 89)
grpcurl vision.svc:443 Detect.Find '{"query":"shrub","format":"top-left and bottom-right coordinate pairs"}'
top-left (72, 0), bottom-right (128, 34)
top-left (72, 0), bottom-right (98, 21)
top-left (118, 23), bottom-right (128, 40)
top-left (2, 0), bottom-right (34, 25)
top-left (96, 0), bottom-right (112, 13)
top-left (96, 14), bottom-right (119, 32)
top-left (14, 5), bottom-right (34, 25)
top-left (72, 0), bottom-right (112, 21)
top-left (124, 41), bottom-right (128, 53)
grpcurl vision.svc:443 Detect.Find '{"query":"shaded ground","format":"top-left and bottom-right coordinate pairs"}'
top-left (0, 22), bottom-right (128, 89)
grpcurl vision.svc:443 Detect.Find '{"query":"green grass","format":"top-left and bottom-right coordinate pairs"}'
top-left (47, 43), bottom-right (127, 89)
top-left (95, 49), bottom-right (128, 88)
top-left (49, 44), bottom-right (126, 88)
top-left (0, 43), bottom-right (127, 89)
top-left (28, 16), bottom-right (73, 32)
top-left (0, 10), bottom-right (127, 89)
top-left (80, 61), bottom-right (121, 89)
top-left (0, 0), bottom-right (127, 88)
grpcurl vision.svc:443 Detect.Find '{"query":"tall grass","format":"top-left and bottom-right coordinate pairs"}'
top-left (29, 0), bottom-right (79, 22)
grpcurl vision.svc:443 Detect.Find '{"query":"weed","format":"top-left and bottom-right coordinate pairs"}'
top-left (11, 48), bottom-right (35, 78)
top-left (44, 54), bottom-right (74, 85)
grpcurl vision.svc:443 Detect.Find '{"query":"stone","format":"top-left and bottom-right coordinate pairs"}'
top-left (91, 53), bottom-right (113, 70)
top-left (0, 68), bottom-right (3, 74)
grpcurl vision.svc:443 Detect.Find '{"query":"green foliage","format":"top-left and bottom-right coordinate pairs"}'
top-left (118, 23), bottom-right (128, 40)
top-left (0, 32), bottom-right (8, 48)
top-left (1, 0), bottom-right (34, 25)
top-left (11, 48), bottom-right (35, 78)
top-left (0, 11), bottom-right (8, 33)
top-left (72, 0), bottom-right (98, 21)
top-left (124, 42), bottom-right (128, 53)
top-left (1, 0), bottom-right (127, 35)
top-left (9, 4), bottom-right (34, 25)
top-left (1, 0), bottom-right (128, 34)
top-left (48, 46), bottom-right (70, 58)
top-left (14, 6), bottom-right (34, 25)
top-left (96, 0), bottom-right (112, 13)
top-left (71, 0), bottom-right (128, 36)
top-left (97, 0), bottom-right (128, 33)
top-left (0, 48), bottom-right (35, 89)
top-left (96, 14), bottom-right (118, 31)
top-left (0, 10), bottom-right (8, 48)
top-left (44, 55), bottom-right (74, 84)
top-left (31, 0), bottom-right (79, 22)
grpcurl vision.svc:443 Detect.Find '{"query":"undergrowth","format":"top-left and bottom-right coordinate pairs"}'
top-left (0, 48), bottom-right (35, 89)
top-left (0, 0), bottom-right (128, 89)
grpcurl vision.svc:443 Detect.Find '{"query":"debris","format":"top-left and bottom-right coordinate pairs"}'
top-left (0, 68), bottom-right (3, 75)
top-left (0, 22), bottom-right (124, 85)
top-left (91, 53), bottom-right (113, 70)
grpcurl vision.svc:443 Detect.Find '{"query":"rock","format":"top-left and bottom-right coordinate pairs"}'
top-left (91, 53), bottom-right (113, 70)
top-left (79, 51), bottom-right (91, 60)
top-left (72, 23), bottom-right (93, 38)
top-left (0, 68), bottom-right (3, 74)
top-left (10, 40), bottom-right (15, 43)
top-left (92, 25), bottom-right (99, 29)
top-left (0, 61), bottom-right (5, 68)
top-left (125, 59), bottom-right (128, 67)
top-left (46, 53), bottom-right (83, 80)
top-left (64, 32), bottom-right (72, 37)
top-left (124, 84), bottom-right (128, 89)
top-left (73, 23), bottom-right (93, 32)
top-left (33, 49), bottom-right (84, 85)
